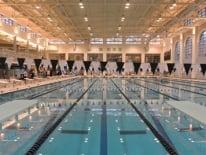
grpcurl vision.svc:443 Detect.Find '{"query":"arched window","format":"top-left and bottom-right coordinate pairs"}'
top-left (184, 37), bottom-right (192, 59)
top-left (199, 31), bottom-right (206, 56)
top-left (175, 41), bottom-right (180, 61)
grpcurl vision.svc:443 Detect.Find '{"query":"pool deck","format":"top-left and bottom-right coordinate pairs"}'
top-left (167, 101), bottom-right (206, 125)
top-left (0, 100), bottom-right (38, 123)
top-left (0, 76), bottom-right (80, 95)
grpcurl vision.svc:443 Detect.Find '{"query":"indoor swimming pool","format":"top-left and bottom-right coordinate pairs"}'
top-left (0, 77), bottom-right (206, 155)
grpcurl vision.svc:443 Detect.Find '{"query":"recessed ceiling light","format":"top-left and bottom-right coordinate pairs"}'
top-left (125, 0), bottom-right (130, 6)
top-left (169, 6), bottom-right (174, 10)
top-left (88, 26), bottom-right (91, 30)
top-left (125, 0), bottom-right (130, 9)
top-left (84, 17), bottom-right (88, 22)
top-left (125, 6), bottom-right (129, 9)
top-left (36, 6), bottom-right (40, 9)
top-left (118, 26), bottom-right (121, 30)
top-left (47, 17), bottom-right (52, 22)
top-left (172, 3), bottom-right (177, 7)
top-left (79, 0), bottom-right (83, 6)
top-left (80, 5), bottom-right (84, 9)
top-left (121, 16), bottom-right (125, 22)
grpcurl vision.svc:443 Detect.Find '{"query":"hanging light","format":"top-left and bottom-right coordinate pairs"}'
top-left (125, 0), bottom-right (130, 9)
top-left (88, 26), bottom-right (91, 31)
top-left (79, 0), bottom-right (84, 9)
top-left (121, 15), bottom-right (125, 22)
top-left (84, 16), bottom-right (88, 22)
top-left (79, 0), bottom-right (83, 6)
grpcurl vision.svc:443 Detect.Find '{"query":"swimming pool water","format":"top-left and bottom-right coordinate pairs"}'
top-left (1, 77), bottom-right (206, 155)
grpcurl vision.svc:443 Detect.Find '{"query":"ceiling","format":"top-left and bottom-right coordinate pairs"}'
top-left (0, 0), bottom-right (205, 42)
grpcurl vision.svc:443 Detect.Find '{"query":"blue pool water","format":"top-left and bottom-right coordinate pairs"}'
top-left (1, 77), bottom-right (206, 155)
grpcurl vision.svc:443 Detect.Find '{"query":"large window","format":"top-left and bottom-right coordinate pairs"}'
top-left (88, 54), bottom-right (103, 61)
top-left (199, 31), bottom-right (206, 56)
top-left (90, 38), bottom-right (103, 44)
top-left (184, 37), bottom-right (192, 59)
top-left (183, 19), bottom-right (193, 26)
top-left (107, 54), bottom-right (122, 62)
top-left (126, 36), bottom-right (141, 44)
top-left (198, 7), bottom-right (206, 17)
top-left (68, 54), bottom-right (84, 61)
top-left (164, 50), bottom-right (171, 61)
top-left (174, 41), bottom-right (180, 61)
top-left (106, 38), bottom-right (122, 44)
top-left (0, 14), bottom-right (14, 26)
top-left (126, 54), bottom-right (141, 62)
top-left (145, 54), bottom-right (160, 63)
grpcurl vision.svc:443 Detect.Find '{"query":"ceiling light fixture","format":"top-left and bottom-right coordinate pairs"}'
top-left (121, 16), bottom-right (125, 22)
top-left (84, 17), bottom-right (88, 22)
top-left (172, 3), bottom-right (177, 7)
top-left (125, 0), bottom-right (130, 9)
top-left (79, 0), bottom-right (83, 6)
top-left (79, 0), bottom-right (84, 9)
top-left (88, 26), bottom-right (91, 31)
top-left (118, 26), bottom-right (122, 30)
top-left (47, 17), bottom-right (52, 22)
top-left (35, 6), bottom-right (40, 9)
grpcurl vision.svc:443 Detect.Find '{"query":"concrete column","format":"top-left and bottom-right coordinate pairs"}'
top-left (103, 52), bottom-right (107, 61)
top-left (65, 53), bottom-right (69, 60)
top-left (36, 45), bottom-right (39, 52)
top-left (84, 52), bottom-right (87, 61)
top-left (191, 27), bottom-right (198, 79)
top-left (179, 33), bottom-right (184, 78)
top-left (170, 38), bottom-right (174, 63)
top-left (122, 52), bottom-right (126, 62)
top-left (45, 51), bottom-right (49, 59)
top-left (141, 53), bottom-right (145, 63)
